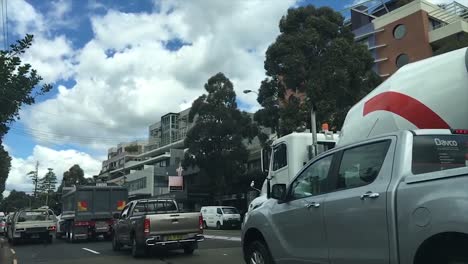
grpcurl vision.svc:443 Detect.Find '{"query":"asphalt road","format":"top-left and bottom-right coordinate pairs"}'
top-left (6, 230), bottom-right (243, 264)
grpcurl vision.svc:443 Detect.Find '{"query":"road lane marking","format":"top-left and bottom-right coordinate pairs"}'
top-left (82, 248), bottom-right (100, 255)
top-left (204, 235), bottom-right (241, 241)
top-left (10, 248), bottom-right (15, 254)
top-left (13, 259), bottom-right (17, 264)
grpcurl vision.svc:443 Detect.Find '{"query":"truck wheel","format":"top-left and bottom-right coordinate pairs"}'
top-left (183, 244), bottom-right (196, 255)
top-left (112, 234), bottom-right (121, 251)
top-left (246, 241), bottom-right (274, 264)
top-left (131, 237), bottom-right (147, 258)
top-left (216, 222), bottom-right (221, 230)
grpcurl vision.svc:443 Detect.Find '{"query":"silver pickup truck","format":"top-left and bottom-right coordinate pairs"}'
top-left (242, 129), bottom-right (468, 264)
top-left (112, 199), bottom-right (204, 258)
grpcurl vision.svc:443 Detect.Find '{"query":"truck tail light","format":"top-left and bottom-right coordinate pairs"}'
top-left (199, 215), bottom-right (203, 233)
top-left (452, 129), bottom-right (468, 134)
top-left (48, 225), bottom-right (56, 231)
top-left (144, 218), bottom-right (150, 236)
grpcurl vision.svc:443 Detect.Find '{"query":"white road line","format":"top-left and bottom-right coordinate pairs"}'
top-left (82, 248), bottom-right (100, 255)
top-left (13, 259), bottom-right (17, 264)
top-left (204, 235), bottom-right (241, 241)
top-left (10, 248), bottom-right (15, 254)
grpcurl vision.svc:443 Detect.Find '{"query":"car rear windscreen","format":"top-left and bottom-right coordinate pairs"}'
top-left (412, 135), bottom-right (468, 175)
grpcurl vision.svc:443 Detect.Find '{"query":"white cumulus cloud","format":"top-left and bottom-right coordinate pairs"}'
top-left (4, 145), bottom-right (102, 195)
top-left (18, 0), bottom-right (296, 149)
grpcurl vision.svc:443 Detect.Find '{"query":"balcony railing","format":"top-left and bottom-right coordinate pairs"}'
top-left (429, 1), bottom-right (468, 30)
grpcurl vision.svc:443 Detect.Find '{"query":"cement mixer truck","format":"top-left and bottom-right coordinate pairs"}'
top-left (242, 48), bottom-right (468, 264)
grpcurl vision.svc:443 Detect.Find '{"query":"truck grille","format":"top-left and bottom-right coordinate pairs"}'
top-left (26, 227), bottom-right (47, 233)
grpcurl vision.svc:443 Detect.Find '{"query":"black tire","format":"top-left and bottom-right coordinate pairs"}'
top-left (216, 222), bottom-right (221, 230)
top-left (104, 233), bottom-right (112, 241)
top-left (183, 244), bottom-right (196, 255)
top-left (246, 241), bottom-right (274, 264)
top-left (112, 233), bottom-right (121, 251)
top-left (68, 227), bottom-right (76, 243)
top-left (131, 236), bottom-right (146, 258)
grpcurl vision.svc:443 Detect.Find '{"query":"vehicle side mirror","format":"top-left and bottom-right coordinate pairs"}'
top-left (271, 184), bottom-right (287, 201)
top-left (250, 181), bottom-right (261, 193)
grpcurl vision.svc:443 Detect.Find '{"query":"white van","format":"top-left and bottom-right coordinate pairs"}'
top-left (200, 206), bottom-right (241, 229)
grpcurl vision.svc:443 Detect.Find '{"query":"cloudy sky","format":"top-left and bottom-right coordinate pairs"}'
top-left (1, 0), bottom-right (462, 196)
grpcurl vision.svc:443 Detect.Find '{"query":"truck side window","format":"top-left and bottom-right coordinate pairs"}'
top-left (217, 208), bottom-right (222, 215)
top-left (290, 154), bottom-right (334, 199)
top-left (336, 140), bottom-right (391, 190)
top-left (273, 143), bottom-right (287, 171)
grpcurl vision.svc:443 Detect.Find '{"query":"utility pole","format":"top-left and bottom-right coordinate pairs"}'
top-left (33, 161), bottom-right (39, 198)
top-left (310, 105), bottom-right (318, 157)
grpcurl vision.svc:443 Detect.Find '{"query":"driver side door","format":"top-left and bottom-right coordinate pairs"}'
top-left (270, 153), bottom-right (336, 264)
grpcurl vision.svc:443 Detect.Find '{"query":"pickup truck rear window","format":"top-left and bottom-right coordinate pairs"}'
top-left (412, 135), bottom-right (468, 175)
top-left (132, 200), bottom-right (178, 216)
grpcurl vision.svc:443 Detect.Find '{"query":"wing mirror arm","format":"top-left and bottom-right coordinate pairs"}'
top-left (250, 181), bottom-right (261, 193)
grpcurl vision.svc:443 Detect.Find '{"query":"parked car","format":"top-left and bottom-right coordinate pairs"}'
top-left (201, 206), bottom-right (241, 229)
top-left (242, 129), bottom-right (468, 264)
top-left (7, 207), bottom-right (57, 244)
top-left (112, 199), bottom-right (204, 258)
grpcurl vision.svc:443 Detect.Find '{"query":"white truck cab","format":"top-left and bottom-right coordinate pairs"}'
top-left (247, 131), bottom-right (339, 213)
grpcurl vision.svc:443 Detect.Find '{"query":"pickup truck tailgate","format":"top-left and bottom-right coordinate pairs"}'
top-left (149, 212), bottom-right (200, 235)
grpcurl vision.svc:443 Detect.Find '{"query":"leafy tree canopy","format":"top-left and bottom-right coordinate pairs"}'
top-left (0, 34), bottom-right (52, 198)
top-left (184, 73), bottom-right (258, 194)
top-left (255, 5), bottom-right (381, 135)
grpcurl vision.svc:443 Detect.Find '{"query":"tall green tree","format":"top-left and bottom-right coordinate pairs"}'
top-left (59, 164), bottom-right (86, 193)
top-left (184, 73), bottom-right (258, 195)
top-left (0, 34), bottom-right (53, 196)
top-left (0, 190), bottom-right (33, 212)
top-left (254, 5), bottom-right (381, 136)
top-left (39, 169), bottom-right (57, 206)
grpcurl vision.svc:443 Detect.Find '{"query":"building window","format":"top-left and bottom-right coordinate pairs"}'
top-left (393, 24), bottom-right (407, 40)
top-left (396, 53), bottom-right (409, 68)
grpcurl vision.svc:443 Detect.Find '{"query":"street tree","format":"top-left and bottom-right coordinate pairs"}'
top-left (0, 146), bottom-right (10, 201)
top-left (59, 164), bottom-right (86, 192)
top-left (255, 5), bottom-right (381, 135)
top-left (0, 190), bottom-right (33, 212)
top-left (184, 73), bottom-right (258, 195)
top-left (39, 169), bottom-right (57, 206)
top-left (0, 34), bottom-right (53, 196)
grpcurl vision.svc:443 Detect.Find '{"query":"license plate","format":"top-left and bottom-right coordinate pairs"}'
top-left (166, 234), bottom-right (183, 241)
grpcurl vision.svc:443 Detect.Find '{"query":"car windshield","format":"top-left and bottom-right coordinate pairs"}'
top-left (222, 208), bottom-right (239, 214)
top-left (18, 211), bottom-right (52, 222)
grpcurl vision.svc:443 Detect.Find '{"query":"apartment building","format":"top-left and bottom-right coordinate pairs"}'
top-left (349, 0), bottom-right (468, 78)
top-left (146, 108), bottom-right (192, 152)
top-left (101, 140), bottom-right (147, 174)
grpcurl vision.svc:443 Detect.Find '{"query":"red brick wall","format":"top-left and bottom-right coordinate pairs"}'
top-left (375, 10), bottom-right (433, 78)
